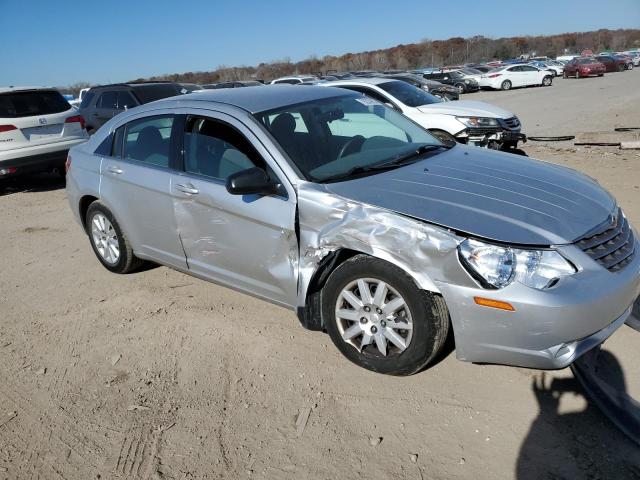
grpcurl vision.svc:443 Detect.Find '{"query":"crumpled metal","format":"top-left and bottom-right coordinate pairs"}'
top-left (296, 182), bottom-right (462, 307)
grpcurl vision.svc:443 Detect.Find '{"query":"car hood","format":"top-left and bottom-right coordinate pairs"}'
top-left (325, 145), bottom-right (616, 245)
top-left (417, 100), bottom-right (514, 119)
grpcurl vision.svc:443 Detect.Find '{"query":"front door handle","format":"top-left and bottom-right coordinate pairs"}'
top-left (176, 183), bottom-right (199, 195)
top-left (108, 166), bottom-right (123, 174)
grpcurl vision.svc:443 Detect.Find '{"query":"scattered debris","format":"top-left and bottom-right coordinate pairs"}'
top-left (127, 405), bottom-right (151, 412)
top-left (295, 406), bottom-right (311, 438)
top-left (0, 411), bottom-right (17, 429)
top-left (459, 457), bottom-right (466, 465)
top-left (620, 141), bottom-right (640, 150)
top-left (369, 436), bottom-right (382, 447)
top-left (409, 453), bottom-right (418, 463)
top-left (35, 367), bottom-right (46, 376)
top-left (110, 354), bottom-right (121, 366)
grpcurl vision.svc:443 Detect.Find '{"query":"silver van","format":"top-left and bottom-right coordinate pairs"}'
top-left (66, 86), bottom-right (640, 375)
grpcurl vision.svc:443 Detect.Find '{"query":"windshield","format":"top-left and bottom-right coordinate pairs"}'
top-left (377, 81), bottom-right (442, 107)
top-left (254, 94), bottom-right (443, 183)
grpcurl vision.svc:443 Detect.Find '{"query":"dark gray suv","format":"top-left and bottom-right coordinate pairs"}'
top-left (78, 82), bottom-right (183, 133)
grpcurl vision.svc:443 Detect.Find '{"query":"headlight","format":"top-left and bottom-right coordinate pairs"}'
top-left (464, 79), bottom-right (471, 83)
top-left (458, 239), bottom-right (576, 289)
top-left (456, 116), bottom-right (499, 128)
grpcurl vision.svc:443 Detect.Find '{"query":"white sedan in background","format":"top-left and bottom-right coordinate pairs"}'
top-left (479, 64), bottom-right (554, 91)
top-left (324, 77), bottom-right (524, 150)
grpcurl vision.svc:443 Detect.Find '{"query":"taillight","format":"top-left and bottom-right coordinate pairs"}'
top-left (488, 73), bottom-right (502, 78)
top-left (65, 115), bottom-right (86, 130)
top-left (0, 125), bottom-right (17, 133)
top-left (0, 167), bottom-right (17, 176)
top-left (65, 154), bottom-right (72, 173)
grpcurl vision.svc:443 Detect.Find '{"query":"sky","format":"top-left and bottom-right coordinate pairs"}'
top-left (2, 0), bottom-right (639, 87)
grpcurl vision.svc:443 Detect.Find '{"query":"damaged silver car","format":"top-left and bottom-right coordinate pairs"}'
top-left (66, 86), bottom-right (640, 375)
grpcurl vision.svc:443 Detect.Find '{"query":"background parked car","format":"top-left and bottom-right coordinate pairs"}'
top-left (325, 77), bottom-right (523, 149)
top-left (479, 64), bottom-right (553, 90)
top-left (202, 81), bottom-right (263, 89)
top-left (563, 57), bottom-right (606, 78)
top-left (271, 75), bottom-right (318, 85)
top-left (595, 55), bottom-right (628, 72)
top-left (421, 70), bottom-right (479, 93)
top-left (612, 54), bottom-right (634, 70)
top-left (382, 73), bottom-right (460, 100)
top-left (0, 86), bottom-right (88, 178)
top-left (179, 83), bottom-right (204, 92)
top-left (529, 60), bottom-right (563, 76)
top-left (79, 82), bottom-right (183, 133)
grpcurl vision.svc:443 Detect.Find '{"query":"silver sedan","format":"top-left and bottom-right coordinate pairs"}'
top-left (65, 86), bottom-right (640, 375)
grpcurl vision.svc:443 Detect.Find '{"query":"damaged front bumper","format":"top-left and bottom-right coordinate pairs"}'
top-left (456, 128), bottom-right (527, 149)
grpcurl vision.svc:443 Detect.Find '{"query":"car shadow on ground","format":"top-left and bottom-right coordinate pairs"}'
top-left (516, 350), bottom-right (640, 479)
top-left (0, 172), bottom-right (66, 196)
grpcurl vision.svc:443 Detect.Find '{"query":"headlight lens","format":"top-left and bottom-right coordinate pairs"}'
top-left (456, 116), bottom-right (499, 128)
top-left (458, 239), bottom-right (576, 289)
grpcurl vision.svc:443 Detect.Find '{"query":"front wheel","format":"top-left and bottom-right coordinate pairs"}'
top-left (628, 64), bottom-right (634, 70)
top-left (500, 80), bottom-right (512, 90)
top-left (323, 255), bottom-right (450, 375)
top-left (542, 75), bottom-right (553, 86)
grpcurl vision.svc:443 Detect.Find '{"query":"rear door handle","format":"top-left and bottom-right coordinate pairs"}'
top-left (176, 183), bottom-right (199, 195)
top-left (108, 166), bottom-right (123, 174)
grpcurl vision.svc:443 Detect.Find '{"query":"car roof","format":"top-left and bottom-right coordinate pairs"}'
top-left (0, 86), bottom-right (55, 94)
top-left (90, 82), bottom-right (178, 90)
top-left (159, 84), bottom-right (356, 114)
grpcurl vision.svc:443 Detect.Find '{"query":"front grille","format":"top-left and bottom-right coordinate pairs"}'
top-left (576, 208), bottom-right (636, 272)
top-left (500, 116), bottom-right (521, 130)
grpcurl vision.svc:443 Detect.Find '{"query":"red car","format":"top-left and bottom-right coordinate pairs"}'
top-left (595, 55), bottom-right (628, 72)
top-left (563, 57), bottom-right (606, 78)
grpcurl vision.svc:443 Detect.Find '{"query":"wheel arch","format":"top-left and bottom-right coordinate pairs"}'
top-left (79, 194), bottom-right (99, 233)
top-left (296, 248), bottom-right (441, 331)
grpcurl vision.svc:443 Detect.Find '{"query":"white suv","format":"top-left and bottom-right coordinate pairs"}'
top-left (0, 86), bottom-right (89, 178)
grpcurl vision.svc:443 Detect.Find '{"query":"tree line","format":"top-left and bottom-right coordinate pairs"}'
top-left (62, 28), bottom-right (640, 93)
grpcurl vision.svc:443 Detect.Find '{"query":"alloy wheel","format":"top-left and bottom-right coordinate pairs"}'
top-left (335, 278), bottom-right (413, 357)
top-left (90, 213), bottom-right (120, 264)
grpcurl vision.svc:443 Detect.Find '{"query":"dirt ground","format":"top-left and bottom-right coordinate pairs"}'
top-left (1, 71), bottom-right (639, 480)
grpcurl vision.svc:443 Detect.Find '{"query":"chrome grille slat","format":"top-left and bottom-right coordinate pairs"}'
top-left (576, 208), bottom-right (635, 272)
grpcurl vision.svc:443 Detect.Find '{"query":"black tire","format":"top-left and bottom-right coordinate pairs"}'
top-left (598, 73), bottom-right (604, 77)
top-left (454, 83), bottom-right (465, 93)
top-left (500, 80), bottom-right (512, 91)
top-left (542, 75), bottom-right (553, 86)
top-left (618, 65), bottom-right (625, 72)
top-left (85, 201), bottom-right (143, 274)
top-left (322, 255), bottom-right (450, 376)
top-left (428, 129), bottom-right (458, 147)
top-left (575, 71), bottom-right (580, 79)
top-left (563, 71), bottom-right (568, 79)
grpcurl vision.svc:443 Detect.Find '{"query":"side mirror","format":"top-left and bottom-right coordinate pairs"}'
top-left (226, 167), bottom-right (279, 196)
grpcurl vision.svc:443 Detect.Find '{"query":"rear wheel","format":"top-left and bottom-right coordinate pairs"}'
top-left (85, 202), bottom-right (143, 274)
top-left (500, 80), bottom-right (512, 91)
top-left (575, 71), bottom-right (580, 79)
top-left (542, 75), bottom-right (553, 86)
top-left (323, 255), bottom-right (450, 375)
top-left (454, 83), bottom-right (465, 94)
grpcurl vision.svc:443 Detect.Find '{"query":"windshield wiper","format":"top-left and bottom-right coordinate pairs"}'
top-left (318, 144), bottom-right (445, 183)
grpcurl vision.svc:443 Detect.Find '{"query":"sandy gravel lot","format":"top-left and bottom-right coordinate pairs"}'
top-left (1, 71), bottom-right (639, 480)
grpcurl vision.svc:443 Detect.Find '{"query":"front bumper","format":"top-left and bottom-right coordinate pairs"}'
top-left (456, 127), bottom-right (526, 147)
top-left (435, 239), bottom-right (640, 370)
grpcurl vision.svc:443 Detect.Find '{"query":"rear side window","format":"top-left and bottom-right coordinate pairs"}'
top-left (98, 91), bottom-right (118, 109)
top-left (80, 91), bottom-right (96, 109)
top-left (123, 116), bottom-right (174, 167)
top-left (130, 85), bottom-right (180, 104)
top-left (0, 90), bottom-right (70, 118)
top-left (117, 91), bottom-right (137, 110)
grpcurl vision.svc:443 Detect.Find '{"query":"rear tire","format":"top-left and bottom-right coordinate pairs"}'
top-left (500, 80), bottom-right (512, 91)
top-left (322, 255), bottom-right (450, 376)
top-left (454, 83), bottom-right (465, 94)
top-left (542, 75), bottom-right (553, 86)
top-left (85, 201), bottom-right (143, 274)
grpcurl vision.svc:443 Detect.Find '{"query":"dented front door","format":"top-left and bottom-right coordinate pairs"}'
top-left (170, 112), bottom-right (298, 308)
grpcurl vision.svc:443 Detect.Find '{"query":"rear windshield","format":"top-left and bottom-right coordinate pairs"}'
top-left (131, 84), bottom-right (181, 104)
top-left (0, 90), bottom-right (70, 118)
